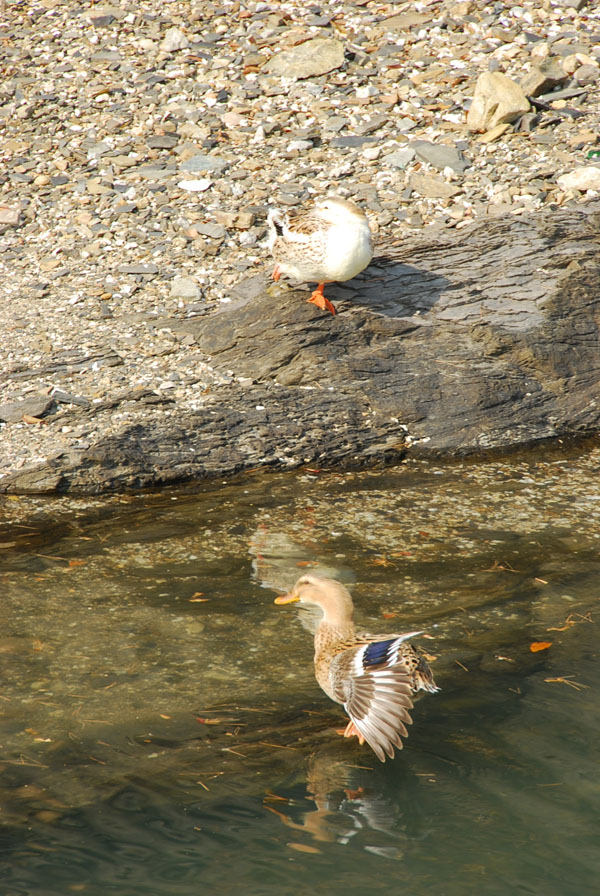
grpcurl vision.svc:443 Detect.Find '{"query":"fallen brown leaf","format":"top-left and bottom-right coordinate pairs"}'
top-left (530, 641), bottom-right (552, 653)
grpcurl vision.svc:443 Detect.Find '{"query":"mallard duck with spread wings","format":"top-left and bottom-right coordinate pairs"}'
top-left (275, 574), bottom-right (438, 761)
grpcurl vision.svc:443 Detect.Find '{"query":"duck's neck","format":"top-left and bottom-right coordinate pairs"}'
top-left (315, 619), bottom-right (355, 655)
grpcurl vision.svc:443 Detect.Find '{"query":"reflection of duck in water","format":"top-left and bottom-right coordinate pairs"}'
top-left (275, 575), bottom-right (438, 761)
top-left (264, 753), bottom-right (414, 854)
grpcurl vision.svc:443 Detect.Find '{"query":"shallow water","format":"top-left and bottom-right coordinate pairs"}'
top-left (1, 446), bottom-right (599, 895)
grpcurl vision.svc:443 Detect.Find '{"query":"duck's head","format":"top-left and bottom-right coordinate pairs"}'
top-left (313, 196), bottom-right (366, 225)
top-left (275, 574), bottom-right (355, 625)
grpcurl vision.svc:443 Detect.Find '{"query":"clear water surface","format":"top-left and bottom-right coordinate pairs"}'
top-left (0, 444), bottom-right (599, 896)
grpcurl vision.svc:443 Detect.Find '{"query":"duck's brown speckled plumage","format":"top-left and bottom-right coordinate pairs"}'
top-left (275, 574), bottom-right (438, 761)
top-left (266, 197), bottom-right (373, 315)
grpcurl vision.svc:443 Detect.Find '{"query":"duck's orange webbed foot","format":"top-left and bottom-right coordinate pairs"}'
top-left (339, 720), bottom-right (365, 745)
top-left (308, 283), bottom-right (336, 316)
top-left (272, 265), bottom-right (281, 281)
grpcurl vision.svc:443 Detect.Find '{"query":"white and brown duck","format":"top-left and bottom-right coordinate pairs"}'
top-left (267, 196), bottom-right (373, 315)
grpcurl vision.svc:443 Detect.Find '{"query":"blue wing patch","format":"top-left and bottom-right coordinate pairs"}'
top-left (363, 638), bottom-right (396, 668)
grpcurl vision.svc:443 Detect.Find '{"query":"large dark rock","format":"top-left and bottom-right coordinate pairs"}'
top-left (3, 203), bottom-right (600, 494)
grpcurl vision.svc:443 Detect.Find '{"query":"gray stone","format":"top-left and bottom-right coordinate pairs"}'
top-left (0, 396), bottom-right (53, 423)
top-left (146, 135), bottom-right (179, 149)
top-left (262, 38), bottom-right (345, 80)
top-left (467, 72), bottom-right (530, 132)
top-left (409, 173), bottom-right (461, 199)
top-left (412, 141), bottom-right (469, 173)
top-left (194, 222), bottom-right (226, 239)
top-left (51, 389), bottom-right (91, 408)
top-left (521, 58), bottom-right (569, 97)
top-left (170, 276), bottom-right (202, 300)
top-left (179, 154), bottom-right (228, 175)
top-left (382, 148), bottom-right (416, 169)
top-left (117, 263), bottom-right (159, 275)
top-left (574, 64), bottom-right (600, 84)
top-left (331, 136), bottom-right (378, 148)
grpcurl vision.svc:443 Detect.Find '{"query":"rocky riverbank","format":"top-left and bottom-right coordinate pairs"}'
top-left (1, 0), bottom-right (600, 494)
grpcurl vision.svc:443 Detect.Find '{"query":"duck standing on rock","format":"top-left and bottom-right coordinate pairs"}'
top-left (267, 196), bottom-right (373, 316)
top-left (274, 574), bottom-right (438, 761)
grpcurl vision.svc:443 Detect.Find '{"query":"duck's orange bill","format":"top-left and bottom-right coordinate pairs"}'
top-left (274, 593), bottom-right (299, 604)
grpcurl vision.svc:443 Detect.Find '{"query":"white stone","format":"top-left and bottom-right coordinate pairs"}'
top-left (170, 276), bottom-right (201, 300)
top-left (177, 179), bottom-right (212, 192)
top-left (557, 167), bottom-right (600, 192)
top-left (161, 27), bottom-right (189, 53)
top-left (467, 72), bottom-right (530, 132)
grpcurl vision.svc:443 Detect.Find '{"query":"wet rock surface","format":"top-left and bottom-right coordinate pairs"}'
top-left (1, 0), bottom-right (600, 494)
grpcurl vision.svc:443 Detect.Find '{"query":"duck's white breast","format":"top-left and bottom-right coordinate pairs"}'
top-left (324, 217), bottom-right (373, 282)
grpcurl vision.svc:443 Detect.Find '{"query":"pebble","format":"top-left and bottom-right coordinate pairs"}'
top-left (263, 38), bottom-right (345, 79)
top-left (467, 72), bottom-right (531, 131)
top-left (160, 27), bottom-right (189, 53)
top-left (557, 166), bottom-right (600, 191)
top-left (170, 277), bottom-right (202, 300)
top-left (0, 396), bottom-right (53, 424)
top-left (521, 59), bottom-right (569, 97)
top-left (412, 141), bottom-right (470, 174)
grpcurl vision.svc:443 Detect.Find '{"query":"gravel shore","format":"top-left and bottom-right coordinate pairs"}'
top-left (1, 0), bottom-right (599, 487)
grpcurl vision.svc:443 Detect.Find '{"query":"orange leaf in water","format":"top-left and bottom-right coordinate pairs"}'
top-left (68, 559), bottom-right (86, 568)
top-left (287, 842), bottom-right (321, 854)
top-left (530, 641), bottom-right (552, 653)
top-left (382, 612), bottom-right (397, 619)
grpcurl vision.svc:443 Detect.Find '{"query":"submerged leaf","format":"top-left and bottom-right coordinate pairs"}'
top-left (530, 641), bottom-right (552, 653)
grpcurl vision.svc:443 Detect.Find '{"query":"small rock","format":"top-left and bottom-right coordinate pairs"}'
top-left (287, 139), bottom-right (313, 152)
top-left (356, 85), bottom-right (379, 99)
top-left (412, 140), bottom-right (469, 174)
top-left (262, 38), bottom-right (345, 80)
top-left (194, 222), bottom-right (226, 239)
top-left (177, 179), bottom-right (212, 192)
top-left (146, 135), bottom-right (179, 150)
top-left (179, 154), bottom-right (228, 175)
top-left (170, 277), bottom-right (201, 300)
top-left (0, 207), bottom-right (21, 225)
top-left (521, 59), bottom-right (569, 97)
top-left (331, 136), bottom-right (377, 149)
top-left (118, 263), bottom-right (159, 275)
top-left (574, 64), bottom-right (599, 85)
top-left (557, 167), bottom-right (600, 192)
top-left (0, 396), bottom-right (53, 424)
top-left (409, 173), bottom-right (461, 200)
top-left (477, 123), bottom-right (511, 143)
top-left (562, 54), bottom-right (580, 76)
top-left (161, 27), bottom-right (189, 53)
top-left (467, 72), bottom-right (530, 132)
top-left (50, 389), bottom-right (91, 408)
top-left (382, 147), bottom-right (416, 169)
top-left (235, 212), bottom-right (255, 229)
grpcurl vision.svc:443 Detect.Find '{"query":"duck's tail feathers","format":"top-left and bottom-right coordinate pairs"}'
top-left (267, 208), bottom-right (287, 241)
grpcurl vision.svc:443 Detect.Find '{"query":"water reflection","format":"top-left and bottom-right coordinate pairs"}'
top-left (0, 446), bottom-right (599, 894)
